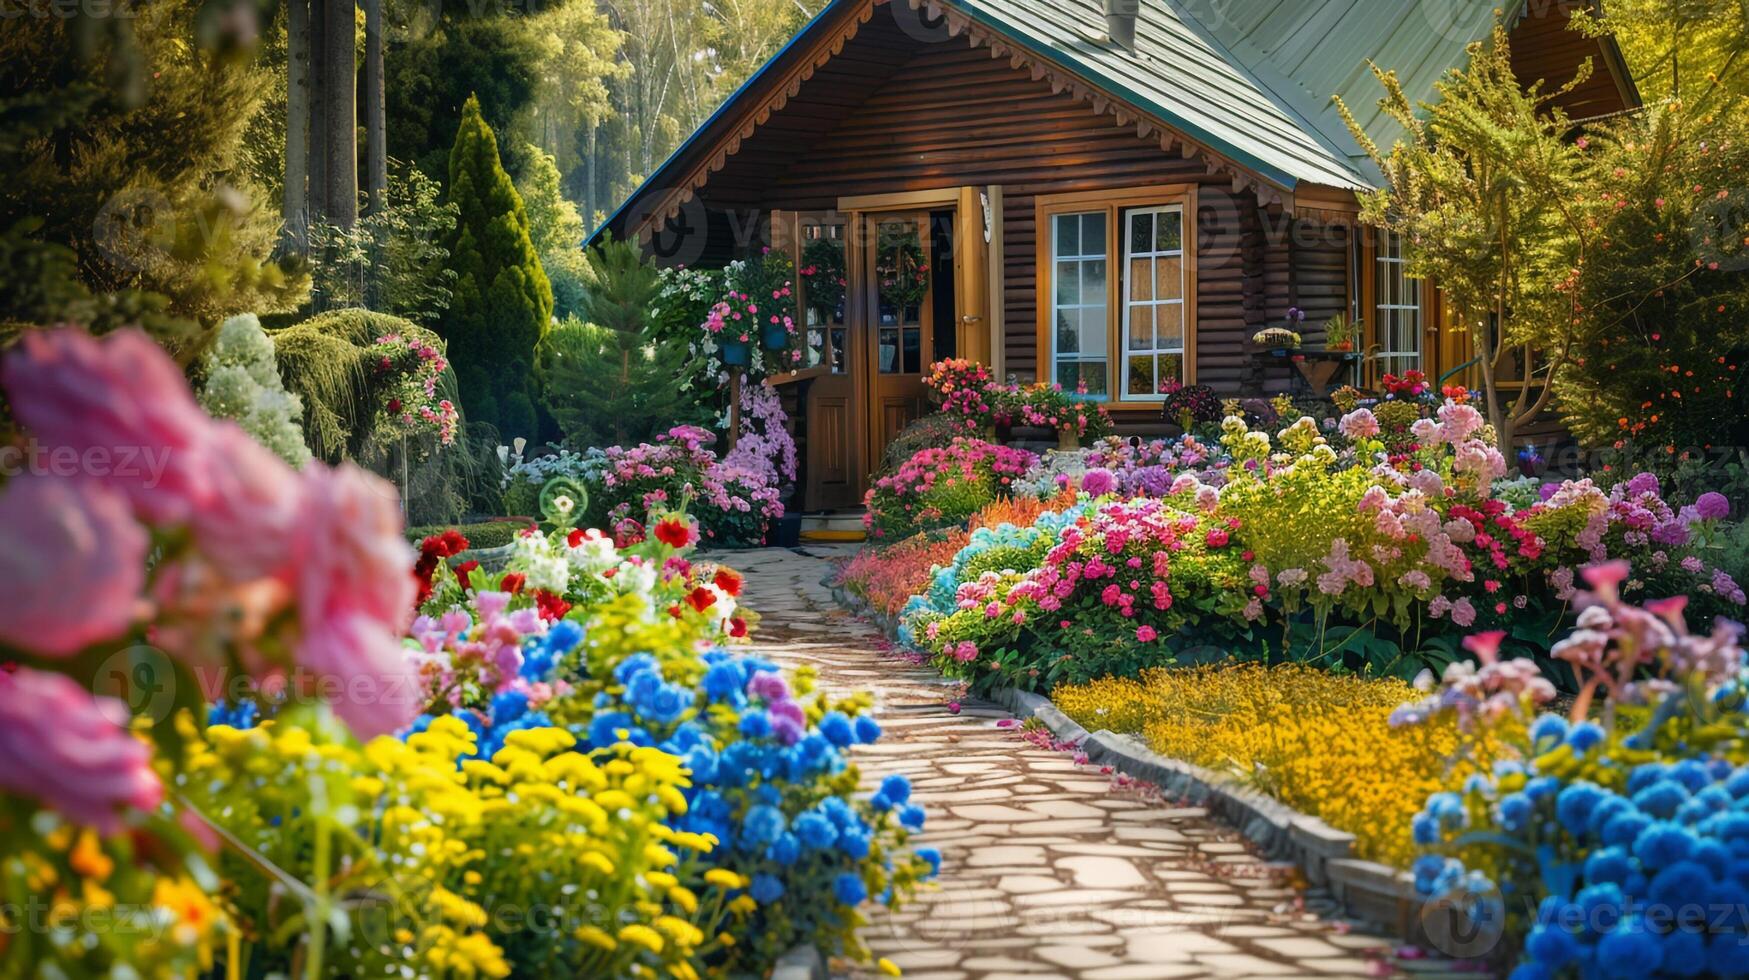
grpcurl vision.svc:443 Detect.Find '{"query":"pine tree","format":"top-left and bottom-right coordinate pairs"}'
top-left (535, 317), bottom-right (695, 448)
top-left (442, 94), bottom-right (553, 440)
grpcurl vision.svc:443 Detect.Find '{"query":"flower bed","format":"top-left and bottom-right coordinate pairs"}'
top-left (862, 437), bottom-right (1035, 540)
top-left (1054, 665), bottom-right (1513, 868)
top-left (0, 327), bottom-right (931, 978)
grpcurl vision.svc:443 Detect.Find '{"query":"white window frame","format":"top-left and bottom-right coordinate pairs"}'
top-left (1375, 230), bottom-right (1423, 377)
top-left (1120, 204), bottom-right (1187, 401)
top-left (1048, 210), bottom-right (1110, 399)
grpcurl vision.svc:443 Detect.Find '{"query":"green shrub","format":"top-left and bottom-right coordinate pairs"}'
top-left (405, 520), bottom-right (528, 551)
top-left (442, 94), bottom-right (552, 441)
top-left (535, 317), bottom-right (699, 449)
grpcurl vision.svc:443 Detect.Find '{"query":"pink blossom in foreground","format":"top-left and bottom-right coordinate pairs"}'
top-left (0, 668), bottom-right (162, 832)
top-left (0, 476), bottom-right (147, 655)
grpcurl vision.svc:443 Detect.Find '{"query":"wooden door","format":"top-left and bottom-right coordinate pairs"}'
top-left (862, 212), bottom-right (934, 475)
top-left (794, 214), bottom-right (862, 510)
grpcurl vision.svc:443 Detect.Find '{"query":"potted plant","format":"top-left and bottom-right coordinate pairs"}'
top-left (1251, 326), bottom-right (1302, 354)
top-left (1323, 313), bottom-right (1361, 352)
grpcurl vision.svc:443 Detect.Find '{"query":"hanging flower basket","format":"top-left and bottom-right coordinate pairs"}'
top-left (761, 321), bottom-right (789, 351)
top-left (720, 337), bottom-right (752, 366)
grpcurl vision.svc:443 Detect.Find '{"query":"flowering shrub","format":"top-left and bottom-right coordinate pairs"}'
top-left (925, 358), bottom-right (998, 431)
top-left (0, 327), bottom-right (419, 976)
top-left (862, 437), bottom-right (1036, 539)
top-left (1161, 382), bottom-right (1223, 430)
top-left (503, 425), bottom-right (783, 547)
top-left (838, 529), bottom-right (970, 618)
top-left (1054, 665), bottom-right (1511, 867)
top-left (1402, 563), bottom-right (1749, 977)
top-left (700, 249), bottom-right (803, 373)
top-left (996, 380), bottom-right (1114, 442)
top-left (369, 330), bottom-right (459, 446)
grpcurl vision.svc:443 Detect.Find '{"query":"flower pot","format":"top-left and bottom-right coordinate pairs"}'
top-left (1056, 429), bottom-right (1080, 451)
top-left (720, 338), bottom-right (751, 366)
top-left (993, 418), bottom-right (1014, 444)
top-left (761, 322), bottom-right (789, 351)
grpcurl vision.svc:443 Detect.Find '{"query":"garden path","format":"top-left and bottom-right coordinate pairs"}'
top-left (711, 546), bottom-right (1455, 980)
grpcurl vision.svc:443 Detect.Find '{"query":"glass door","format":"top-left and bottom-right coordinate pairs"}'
top-left (863, 213), bottom-right (934, 473)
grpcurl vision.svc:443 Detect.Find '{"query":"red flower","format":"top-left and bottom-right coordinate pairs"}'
top-left (653, 516), bottom-right (697, 549)
top-left (685, 586), bottom-right (717, 612)
top-left (387, 398), bottom-right (402, 415)
top-left (500, 572), bottom-right (526, 594)
top-left (729, 617), bottom-right (748, 637)
top-left (454, 559), bottom-right (480, 592)
top-left (568, 528), bottom-right (586, 548)
top-left (534, 590), bottom-right (571, 621)
top-left (667, 603), bottom-right (684, 619)
top-left (712, 567), bottom-right (743, 597)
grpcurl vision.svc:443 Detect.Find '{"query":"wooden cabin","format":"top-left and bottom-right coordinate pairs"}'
top-left (594, 0), bottom-right (1638, 511)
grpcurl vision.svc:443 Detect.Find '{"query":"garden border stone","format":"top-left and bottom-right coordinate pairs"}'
top-left (828, 577), bottom-right (1430, 945)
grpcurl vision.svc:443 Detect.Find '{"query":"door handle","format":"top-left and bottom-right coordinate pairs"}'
top-left (961, 315), bottom-right (982, 325)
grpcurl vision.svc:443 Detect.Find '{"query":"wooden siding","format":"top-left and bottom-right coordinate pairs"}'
top-left (692, 8), bottom-right (1285, 394)
top-left (1509, 2), bottom-right (1634, 121)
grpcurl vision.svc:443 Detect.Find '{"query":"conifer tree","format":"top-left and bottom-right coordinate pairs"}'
top-left (441, 94), bottom-right (553, 440)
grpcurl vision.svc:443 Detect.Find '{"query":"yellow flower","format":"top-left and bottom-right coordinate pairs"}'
top-left (618, 923), bottom-right (665, 954)
top-left (727, 895), bottom-right (757, 916)
top-left (579, 852), bottom-right (616, 876)
top-left (703, 869), bottom-right (747, 890)
top-left (667, 886), bottom-right (698, 915)
top-left (645, 871), bottom-right (678, 889)
top-left (878, 957), bottom-right (903, 976)
top-left (574, 925), bottom-right (617, 951)
top-left (654, 915), bottom-right (704, 947)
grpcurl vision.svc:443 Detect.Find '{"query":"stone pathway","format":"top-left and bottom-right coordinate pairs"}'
top-left (713, 546), bottom-right (1422, 980)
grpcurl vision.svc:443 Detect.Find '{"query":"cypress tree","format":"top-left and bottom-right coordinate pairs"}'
top-left (442, 93), bottom-right (553, 439)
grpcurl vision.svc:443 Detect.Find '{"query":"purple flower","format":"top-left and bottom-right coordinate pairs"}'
top-left (1695, 492), bottom-right (1731, 521)
top-left (1080, 468), bottom-right (1117, 497)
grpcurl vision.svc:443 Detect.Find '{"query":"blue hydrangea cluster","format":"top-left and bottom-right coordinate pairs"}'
top-left (1413, 714), bottom-right (1749, 979)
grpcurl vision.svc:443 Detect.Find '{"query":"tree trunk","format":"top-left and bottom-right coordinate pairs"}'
top-left (283, 0), bottom-right (311, 254)
top-left (362, 0), bottom-right (387, 215)
top-left (584, 123), bottom-right (598, 234)
top-left (307, 0), bottom-right (329, 228)
top-left (323, 0), bottom-right (359, 231)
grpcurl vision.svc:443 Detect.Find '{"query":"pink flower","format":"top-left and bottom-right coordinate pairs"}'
top-left (1, 328), bottom-right (216, 524)
top-left (292, 464), bottom-right (419, 738)
top-left (0, 667), bottom-right (162, 833)
top-left (1136, 625), bottom-right (1158, 642)
top-left (190, 424), bottom-right (304, 581)
top-left (0, 476), bottom-right (146, 656)
top-left (1338, 408), bottom-right (1381, 440)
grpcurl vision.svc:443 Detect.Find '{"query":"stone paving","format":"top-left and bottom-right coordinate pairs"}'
top-left (712, 545), bottom-right (1430, 980)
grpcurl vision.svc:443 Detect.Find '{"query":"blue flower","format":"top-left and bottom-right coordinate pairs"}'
top-left (1602, 812), bottom-right (1653, 849)
top-left (833, 873), bottom-right (867, 906)
top-left (208, 700), bottom-right (260, 729)
top-left (819, 711), bottom-right (855, 747)
top-left (795, 812), bottom-right (838, 849)
top-left (1498, 793), bottom-right (1533, 833)
top-left (1413, 855), bottom-right (1452, 896)
top-left (854, 715), bottom-right (883, 744)
top-left (1649, 860), bottom-right (1714, 911)
top-left (635, 682), bottom-right (692, 726)
top-left (1670, 759), bottom-right (1712, 793)
top-left (614, 653), bottom-right (661, 685)
top-left (1411, 812), bottom-right (1441, 845)
top-left (587, 710), bottom-right (646, 748)
top-left (1633, 821), bottom-right (1697, 870)
top-left (1525, 776), bottom-right (1562, 801)
top-left (750, 874), bottom-right (785, 903)
top-left (740, 804), bottom-right (786, 849)
top-left (1428, 792), bottom-right (1468, 831)
top-left (1529, 715), bottom-right (1569, 752)
top-left (702, 662), bottom-right (747, 706)
top-left (767, 832), bottom-right (800, 866)
top-left (1556, 783), bottom-right (1607, 835)
top-left (838, 830), bottom-right (871, 859)
top-left (1576, 882), bottom-right (1626, 933)
top-left (879, 774), bottom-right (912, 806)
top-left (1583, 846), bottom-right (1633, 885)
top-left (1524, 924), bottom-right (1580, 968)
top-left (739, 710), bottom-right (773, 739)
top-left (1632, 781), bottom-right (1690, 820)
top-left (899, 804), bottom-right (926, 831)
top-left (1587, 795), bottom-right (1634, 836)
top-left (1565, 721), bottom-right (1605, 754)
top-left (1595, 920), bottom-right (1659, 978)
top-left (916, 847), bottom-right (941, 875)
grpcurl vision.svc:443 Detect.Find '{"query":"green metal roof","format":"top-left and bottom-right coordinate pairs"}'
top-left (947, 0), bottom-right (1376, 191)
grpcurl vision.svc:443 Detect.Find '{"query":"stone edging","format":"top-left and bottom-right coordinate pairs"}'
top-left (827, 579), bottom-right (1429, 944)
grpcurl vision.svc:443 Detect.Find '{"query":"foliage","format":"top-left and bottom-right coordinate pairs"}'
top-left (1055, 665), bottom-right (1511, 867)
top-left (442, 94), bottom-right (553, 442)
top-left (881, 412), bottom-right (985, 475)
top-left (198, 314), bottom-right (313, 467)
top-left (0, 0), bottom-right (307, 335)
top-left (1335, 20), bottom-right (1598, 452)
top-left (307, 166), bottom-right (459, 325)
top-left (384, 15), bottom-right (545, 187)
top-left (649, 265), bottom-right (731, 409)
top-left (405, 521), bottom-right (529, 552)
top-left (1403, 565), bottom-right (1749, 976)
top-left (270, 308), bottom-right (459, 463)
top-left (536, 315), bottom-right (700, 450)
top-left (863, 438), bottom-right (1038, 541)
top-left (700, 249), bottom-right (803, 375)
top-left (1552, 110), bottom-right (1749, 450)
top-left (515, 143), bottom-right (591, 320)
top-left (1572, 0), bottom-right (1748, 107)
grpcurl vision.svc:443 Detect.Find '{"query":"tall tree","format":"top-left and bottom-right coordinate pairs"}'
top-left (284, 0), bottom-right (312, 251)
top-left (307, 0), bottom-right (329, 226)
top-left (321, 0), bottom-right (358, 230)
top-left (363, 0), bottom-right (388, 216)
top-left (442, 94), bottom-right (552, 439)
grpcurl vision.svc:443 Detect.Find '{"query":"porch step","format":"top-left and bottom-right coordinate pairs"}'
top-left (799, 512), bottom-right (867, 543)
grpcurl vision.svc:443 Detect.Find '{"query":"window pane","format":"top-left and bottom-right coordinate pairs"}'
top-left (1084, 259), bottom-right (1107, 298)
top-left (1055, 361), bottom-right (1082, 391)
top-left (1126, 354), bottom-right (1156, 397)
top-left (1057, 214), bottom-right (1079, 256)
top-left (1127, 304), bottom-right (1154, 349)
top-left (1055, 261), bottom-right (1079, 306)
top-left (1081, 307), bottom-right (1108, 356)
top-left (1056, 309), bottom-right (1079, 354)
top-left (1129, 211), bottom-right (1152, 255)
top-left (1156, 211), bottom-right (1182, 252)
top-left (1158, 353), bottom-right (1184, 387)
top-left (1155, 255), bottom-right (1182, 301)
top-left (1155, 303), bottom-right (1183, 348)
top-left (1129, 258), bottom-right (1153, 301)
top-left (1079, 360), bottom-right (1109, 396)
top-left (1082, 213), bottom-right (1106, 253)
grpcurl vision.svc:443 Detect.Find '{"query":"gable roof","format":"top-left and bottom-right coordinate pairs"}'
top-left (596, 0), bottom-right (1638, 243)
